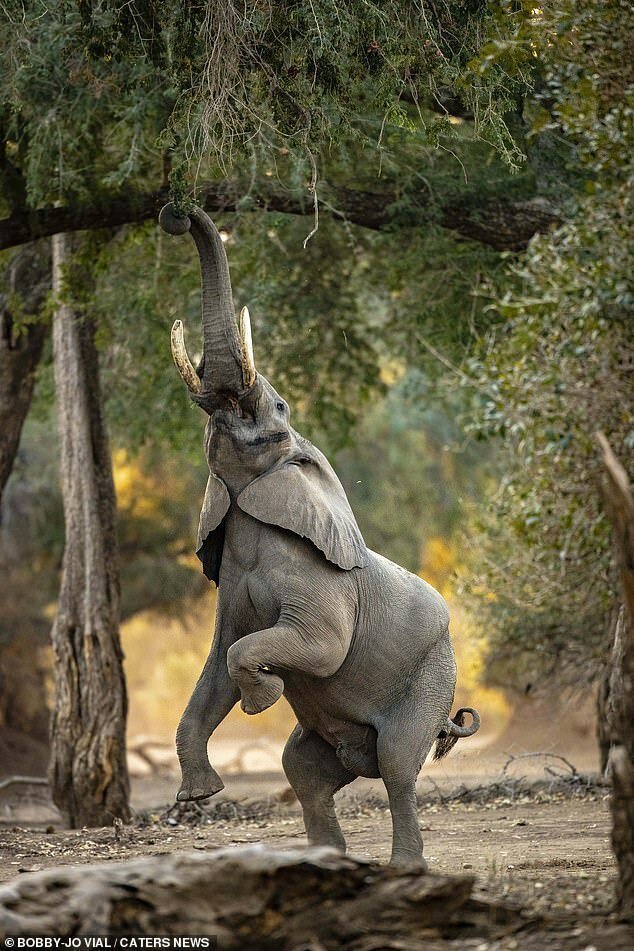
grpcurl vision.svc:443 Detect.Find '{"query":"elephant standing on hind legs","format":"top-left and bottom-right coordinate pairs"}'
top-left (158, 202), bottom-right (480, 866)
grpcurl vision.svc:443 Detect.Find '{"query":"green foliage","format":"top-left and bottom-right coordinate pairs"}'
top-left (67, 153), bottom-right (507, 452)
top-left (1, 1), bottom-right (175, 207)
top-left (336, 378), bottom-right (485, 572)
top-left (0, 416), bottom-right (207, 632)
top-left (229, 215), bottom-right (385, 448)
top-left (0, 0), bottom-right (532, 218)
top-left (461, 0), bottom-right (633, 686)
top-left (6, 0), bottom-right (631, 706)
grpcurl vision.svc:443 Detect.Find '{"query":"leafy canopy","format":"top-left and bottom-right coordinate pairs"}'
top-left (0, 0), bottom-right (530, 217)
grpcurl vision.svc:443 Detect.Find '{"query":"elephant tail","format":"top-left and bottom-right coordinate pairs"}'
top-left (433, 707), bottom-right (481, 761)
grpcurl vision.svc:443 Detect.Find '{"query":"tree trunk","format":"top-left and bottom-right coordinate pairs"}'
top-left (49, 232), bottom-right (130, 827)
top-left (597, 657), bottom-right (612, 776)
top-left (597, 603), bottom-right (623, 777)
top-left (597, 433), bottom-right (634, 920)
top-left (0, 243), bottom-right (50, 504)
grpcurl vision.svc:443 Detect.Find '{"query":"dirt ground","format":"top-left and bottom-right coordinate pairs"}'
top-left (2, 748), bottom-right (631, 949)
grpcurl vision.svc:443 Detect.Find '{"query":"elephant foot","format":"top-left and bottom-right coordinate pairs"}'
top-left (177, 765), bottom-right (224, 802)
top-left (307, 826), bottom-right (347, 853)
top-left (239, 672), bottom-right (284, 715)
top-left (389, 854), bottom-right (429, 871)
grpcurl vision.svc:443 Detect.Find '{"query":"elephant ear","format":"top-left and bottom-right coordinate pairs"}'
top-left (237, 445), bottom-right (368, 570)
top-left (196, 473), bottom-right (231, 584)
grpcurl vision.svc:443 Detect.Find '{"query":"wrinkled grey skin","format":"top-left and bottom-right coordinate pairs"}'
top-left (159, 204), bottom-right (480, 866)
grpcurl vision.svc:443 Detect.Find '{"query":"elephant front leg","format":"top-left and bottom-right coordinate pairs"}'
top-left (227, 621), bottom-right (349, 715)
top-left (176, 634), bottom-right (240, 801)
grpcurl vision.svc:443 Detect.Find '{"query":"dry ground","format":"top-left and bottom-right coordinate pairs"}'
top-left (2, 757), bottom-right (631, 949)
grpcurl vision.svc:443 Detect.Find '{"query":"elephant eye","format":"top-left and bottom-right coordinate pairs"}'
top-left (276, 401), bottom-right (286, 413)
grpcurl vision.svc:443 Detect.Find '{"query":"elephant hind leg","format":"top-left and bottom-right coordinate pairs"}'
top-left (377, 638), bottom-right (456, 866)
top-left (282, 725), bottom-right (356, 852)
top-left (377, 716), bottom-right (438, 868)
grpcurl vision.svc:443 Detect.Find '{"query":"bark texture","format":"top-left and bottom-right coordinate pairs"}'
top-left (0, 845), bottom-right (523, 947)
top-left (597, 604), bottom-right (624, 777)
top-left (0, 242), bottom-right (50, 504)
top-left (597, 433), bottom-right (634, 920)
top-left (49, 233), bottom-right (130, 827)
top-left (0, 181), bottom-right (561, 253)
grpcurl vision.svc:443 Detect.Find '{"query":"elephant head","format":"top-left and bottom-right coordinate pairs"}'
top-left (159, 203), bottom-right (368, 584)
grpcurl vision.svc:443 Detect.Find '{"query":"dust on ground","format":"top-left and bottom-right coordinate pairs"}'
top-left (0, 756), bottom-right (624, 947)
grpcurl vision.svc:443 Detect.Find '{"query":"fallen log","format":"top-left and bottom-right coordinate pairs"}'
top-left (0, 845), bottom-right (525, 948)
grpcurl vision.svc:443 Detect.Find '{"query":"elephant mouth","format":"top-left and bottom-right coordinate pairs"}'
top-left (211, 392), bottom-right (256, 423)
top-left (246, 431), bottom-right (288, 448)
top-left (213, 411), bottom-right (288, 450)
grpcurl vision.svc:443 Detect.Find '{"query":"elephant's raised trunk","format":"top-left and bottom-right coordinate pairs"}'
top-left (159, 203), bottom-right (254, 396)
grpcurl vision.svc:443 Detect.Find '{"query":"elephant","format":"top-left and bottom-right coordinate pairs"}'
top-left (158, 202), bottom-right (480, 866)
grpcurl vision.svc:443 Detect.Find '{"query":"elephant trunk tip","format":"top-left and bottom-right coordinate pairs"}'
top-left (159, 203), bottom-right (191, 236)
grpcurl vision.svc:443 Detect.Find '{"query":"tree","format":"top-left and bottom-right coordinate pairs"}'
top-left (0, 244), bottom-right (49, 504)
top-left (2, 0), bottom-right (582, 473)
top-left (49, 234), bottom-right (129, 826)
top-left (458, 0), bottom-right (633, 689)
top-left (0, 0), bottom-right (563, 491)
top-left (0, 0), bottom-right (556, 527)
top-left (597, 435), bottom-right (634, 919)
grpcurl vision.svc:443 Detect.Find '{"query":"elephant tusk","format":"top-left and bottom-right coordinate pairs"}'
top-left (239, 306), bottom-right (257, 388)
top-left (171, 320), bottom-right (202, 394)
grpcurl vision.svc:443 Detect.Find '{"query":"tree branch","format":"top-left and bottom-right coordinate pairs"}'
top-left (0, 180), bottom-right (561, 253)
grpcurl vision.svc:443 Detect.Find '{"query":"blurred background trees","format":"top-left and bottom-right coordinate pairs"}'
top-left (0, 0), bottom-right (631, 824)
top-left (459, 0), bottom-right (633, 693)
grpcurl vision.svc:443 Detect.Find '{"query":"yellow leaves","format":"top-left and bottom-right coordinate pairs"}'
top-left (113, 448), bottom-right (157, 519)
top-left (445, 597), bottom-right (512, 737)
top-left (379, 360), bottom-right (406, 386)
top-left (419, 538), bottom-right (510, 738)
top-left (420, 536), bottom-right (455, 593)
top-left (121, 594), bottom-right (214, 740)
top-left (469, 582), bottom-right (498, 604)
top-left (112, 448), bottom-right (181, 522)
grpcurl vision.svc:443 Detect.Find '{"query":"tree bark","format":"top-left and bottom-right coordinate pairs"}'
top-left (597, 432), bottom-right (634, 920)
top-left (597, 654), bottom-right (613, 776)
top-left (597, 604), bottom-right (623, 777)
top-left (49, 232), bottom-right (130, 827)
top-left (0, 243), bottom-right (50, 504)
top-left (0, 844), bottom-right (519, 946)
top-left (0, 181), bottom-right (561, 253)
